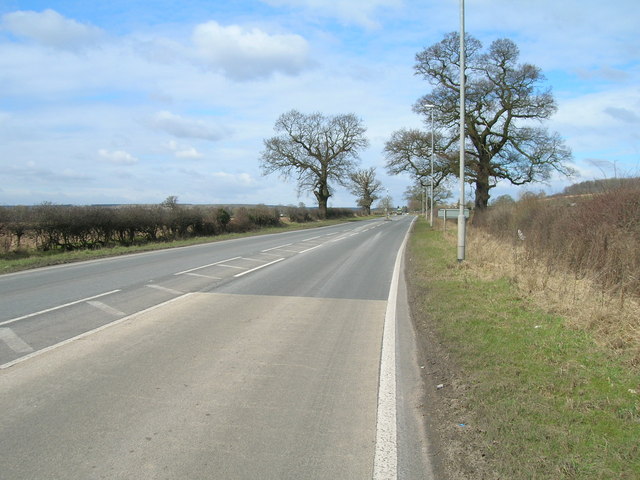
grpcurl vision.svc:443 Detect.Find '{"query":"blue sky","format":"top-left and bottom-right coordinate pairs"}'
top-left (1, 0), bottom-right (638, 207)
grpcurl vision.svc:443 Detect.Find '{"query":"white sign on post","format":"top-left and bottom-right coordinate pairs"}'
top-left (437, 209), bottom-right (470, 230)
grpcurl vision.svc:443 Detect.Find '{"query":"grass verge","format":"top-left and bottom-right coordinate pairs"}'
top-left (406, 218), bottom-right (640, 479)
top-left (0, 217), bottom-right (370, 275)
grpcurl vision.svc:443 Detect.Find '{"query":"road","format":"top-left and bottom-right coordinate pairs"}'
top-left (0, 216), bottom-right (433, 479)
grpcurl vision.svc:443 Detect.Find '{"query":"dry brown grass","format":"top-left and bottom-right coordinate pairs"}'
top-left (467, 228), bottom-right (640, 367)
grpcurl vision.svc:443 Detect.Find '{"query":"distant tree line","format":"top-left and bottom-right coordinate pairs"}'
top-left (0, 202), bottom-right (355, 253)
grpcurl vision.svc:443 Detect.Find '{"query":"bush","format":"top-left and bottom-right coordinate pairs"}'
top-left (286, 205), bottom-right (316, 223)
top-left (478, 185), bottom-right (640, 300)
top-left (228, 206), bottom-right (282, 232)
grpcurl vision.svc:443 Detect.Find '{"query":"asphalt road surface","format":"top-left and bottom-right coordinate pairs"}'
top-left (0, 216), bottom-right (433, 479)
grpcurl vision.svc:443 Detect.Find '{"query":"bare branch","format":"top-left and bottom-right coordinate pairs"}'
top-left (260, 110), bottom-right (368, 218)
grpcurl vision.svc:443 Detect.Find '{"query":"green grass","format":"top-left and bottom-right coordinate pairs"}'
top-left (407, 218), bottom-right (640, 479)
top-left (0, 217), bottom-right (372, 274)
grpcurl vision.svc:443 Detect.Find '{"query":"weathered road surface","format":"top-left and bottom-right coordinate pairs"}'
top-left (0, 216), bottom-right (433, 479)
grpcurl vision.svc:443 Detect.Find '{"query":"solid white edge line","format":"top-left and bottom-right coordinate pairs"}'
top-left (0, 290), bottom-right (122, 328)
top-left (373, 216), bottom-right (416, 480)
top-left (0, 293), bottom-right (193, 370)
top-left (233, 257), bottom-right (285, 277)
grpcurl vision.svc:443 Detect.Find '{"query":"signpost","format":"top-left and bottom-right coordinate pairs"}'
top-left (438, 208), bottom-right (470, 230)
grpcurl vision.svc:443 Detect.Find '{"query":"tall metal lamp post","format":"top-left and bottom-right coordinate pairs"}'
top-left (457, 0), bottom-right (467, 261)
top-left (423, 103), bottom-right (435, 227)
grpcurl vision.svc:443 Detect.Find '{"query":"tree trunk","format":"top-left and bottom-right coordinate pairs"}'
top-left (475, 156), bottom-right (491, 211)
top-left (475, 179), bottom-right (490, 211)
top-left (317, 197), bottom-right (328, 219)
top-left (314, 190), bottom-right (329, 219)
top-left (314, 181), bottom-right (331, 219)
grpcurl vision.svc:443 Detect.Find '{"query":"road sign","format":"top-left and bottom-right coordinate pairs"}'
top-left (437, 208), bottom-right (470, 219)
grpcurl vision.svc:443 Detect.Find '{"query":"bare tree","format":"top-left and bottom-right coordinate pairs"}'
top-left (261, 110), bottom-right (368, 219)
top-left (404, 180), bottom-right (452, 212)
top-left (161, 195), bottom-right (179, 209)
top-left (384, 128), bottom-right (454, 192)
top-left (376, 195), bottom-right (394, 218)
top-left (390, 33), bottom-right (574, 211)
top-left (348, 167), bottom-right (383, 215)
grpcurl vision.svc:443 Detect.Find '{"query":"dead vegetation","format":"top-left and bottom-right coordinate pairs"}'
top-left (469, 180), bottom-right (640, 366)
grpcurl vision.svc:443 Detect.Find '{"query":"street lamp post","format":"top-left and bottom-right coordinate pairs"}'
top-left (423, 103), bottom-right (435, 227)
top-left (458, 0), bottom-right (466, 261)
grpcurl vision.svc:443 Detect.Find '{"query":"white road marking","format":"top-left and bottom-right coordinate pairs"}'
top-left (146, 284), bottom-right (184, 295)
top-left (0, 328), bottom-right (34, 354)
top-left (233, 258), bottom-right (284, 277)
top-left (0, 290), bottom-right (121, 328)
top-left (185, 273), bottom-right (222, 280)
top-left (299, 244), bottom-right (325, 254)
top-left (174, 257), bottom-right (241, 275)
top-left (217, 263), bottom-right (245, 270)
top-left (373, 216), bottom-right (415, 480)
top-left (1, 294), bottom-right (193, 370)
top-left (259, 251), bottom-right (289, 257)
top-left (267, 248), bottom-right (301, 254)
top-left (328, 235), bottom-right (348, 243)
top-left (86, 301), bottom-right (126, 317)
top-left (261, 243), bottom-right (293, 252)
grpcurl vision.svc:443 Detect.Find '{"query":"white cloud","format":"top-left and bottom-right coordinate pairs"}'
top-left (191, 21), bottom-right (310, 80)
top-left (98, 149), bottom-right (139, 165)
top-left (151, 111), bottom-right (230, 141)
top-left (604, 107), bottom-right (640, 124)
top-left (167, 140), bottom-right (204, 159)
top-left (464, 0), bottom-right (640, 73)
top-left (261, 0), bottom-right (403, 28)
top-left (1, 9), bottom-right (104, 51)
top-left (211, 171), bottom-right (255, 186)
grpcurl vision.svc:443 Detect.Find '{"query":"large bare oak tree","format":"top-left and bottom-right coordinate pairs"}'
top-left (261, 110), bottom-right (368, 218)
top-left (348, 167), bottom-right (383, 215)
top-left (387, 33), bottom-right (574, 211)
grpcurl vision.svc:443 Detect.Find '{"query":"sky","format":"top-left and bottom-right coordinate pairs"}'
top-left (0, 0), bottom-right (638, 208)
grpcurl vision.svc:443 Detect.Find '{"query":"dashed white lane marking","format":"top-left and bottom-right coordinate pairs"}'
top-left (185, 273), bottom-right (222, 280)
top-left (262, 243), bottom-right (293, 252)
top-left (174, 257), bottom-right (241, 276)
top-left (265, 248), bottom-right (301, 254)
top-left (241, 257), bottom-right (269, 263)
top-left (299, 244), bottom-right (325, 254)
top-left (234, 258), bottom-right (285, 277)
top-left (146, 284), bottom-right (184, 295)
top-left (1, 294), bottom-right (193, 370)
top-left (328, 236), bottom-right (348, 243)
top-left (0, 290), bottom-right (121, 328)
top-left (86, 301), bottom-right (126, 317)
top-left (0, 328), bottom-right (34, 354)
top-left (217, 263), bottom-right (245, 270)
